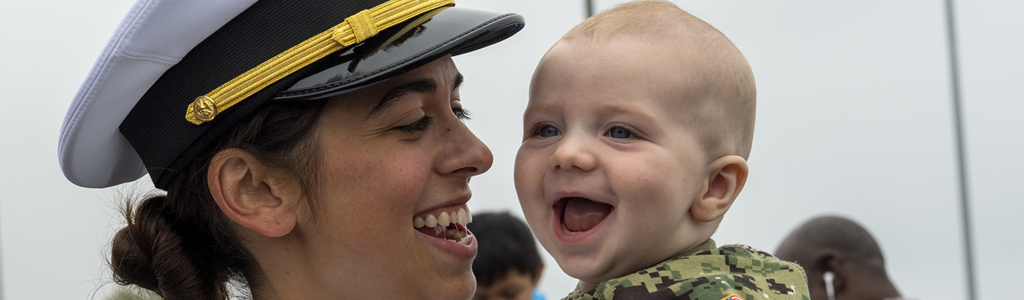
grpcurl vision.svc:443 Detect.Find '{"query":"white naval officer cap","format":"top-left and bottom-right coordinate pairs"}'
top-left (59, 0), bottom-right (524, 189)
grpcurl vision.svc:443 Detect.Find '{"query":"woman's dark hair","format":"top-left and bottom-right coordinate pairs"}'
top-left (467, 212), bottom-right (543, 286)
top-left (110, 99), bottom-right (328, 300)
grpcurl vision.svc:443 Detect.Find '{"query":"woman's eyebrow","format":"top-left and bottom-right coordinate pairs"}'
top-left (368, 72), bottom-right (464, 118)
top-left (452, 73), bottom-right (464, 90)
top-left (370, 79), bottom-right (437, 117)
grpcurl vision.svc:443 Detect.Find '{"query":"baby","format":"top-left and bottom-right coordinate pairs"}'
top-left (514, 1), bottom-right (809, 299)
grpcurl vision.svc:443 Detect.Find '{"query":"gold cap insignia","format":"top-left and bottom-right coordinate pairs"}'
top-left (189, 96), bottom-right (218, 124)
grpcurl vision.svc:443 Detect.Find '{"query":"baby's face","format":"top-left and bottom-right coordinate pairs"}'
top-left (515, 40), bottom-right (712, 285)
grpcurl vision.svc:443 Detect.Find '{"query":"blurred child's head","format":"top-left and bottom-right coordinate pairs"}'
top-left (514, 0), bottom-right (755, 290)
top-left (468, 212), bottom-right (545, 300)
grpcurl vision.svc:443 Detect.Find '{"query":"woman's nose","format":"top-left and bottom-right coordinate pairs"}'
top-left (548, 133), bottom-right (596, 172)
top-left (439, 122), bottom-right (493, 177)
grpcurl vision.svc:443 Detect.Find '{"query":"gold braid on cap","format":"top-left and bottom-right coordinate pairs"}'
top-left (186, 0), bottom-right (455, 125)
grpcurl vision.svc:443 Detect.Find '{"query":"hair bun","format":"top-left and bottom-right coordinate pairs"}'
top-left (110, 196), bottom-right (205, 299)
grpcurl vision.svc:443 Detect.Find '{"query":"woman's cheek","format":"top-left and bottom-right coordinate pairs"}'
top-left (326, 144), bottom-right (430, 181)
top-left (382, 148), bottom-right (433, 180)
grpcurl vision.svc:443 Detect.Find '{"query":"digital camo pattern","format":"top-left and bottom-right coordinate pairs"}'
top-left (563, 239), bottom-right (810, 300)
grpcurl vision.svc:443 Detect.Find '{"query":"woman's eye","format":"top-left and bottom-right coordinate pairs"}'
top-left (607, 126), bottom-right (633, 139)
top-left (538, 125), bottom-right (561, 137)
top-left (453, 107), bottom-right (471, 120)
top-left (397, 116), bottom-right (433, 133)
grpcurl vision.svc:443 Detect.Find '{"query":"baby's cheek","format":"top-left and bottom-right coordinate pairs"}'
top-left (513, 151), bottom-right (546, 196)
top-left (616, 157), bottom-right (697, 213)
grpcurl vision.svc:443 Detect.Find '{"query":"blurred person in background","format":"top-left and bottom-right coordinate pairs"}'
top-left (468, 212), bottom-right (546, 300)
top-left (776, 216), bottom-right (915, 300)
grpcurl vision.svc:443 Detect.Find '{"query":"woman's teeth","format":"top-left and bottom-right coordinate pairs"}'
top-left (413, 208), bottom-right (473, 244)
top-left (414, 208), bottom-right (472, 229)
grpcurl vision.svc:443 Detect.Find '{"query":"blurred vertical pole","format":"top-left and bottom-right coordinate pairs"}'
top-left (585, 0), bottom-right (595, 18)
top-left (0, 209), bottom-right (3, 300)
top-left (942, 0), bottom-right (976, 300)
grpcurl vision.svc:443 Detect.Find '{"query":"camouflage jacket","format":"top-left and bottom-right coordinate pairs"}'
top-left (562, 239), bottom-right (809, 300)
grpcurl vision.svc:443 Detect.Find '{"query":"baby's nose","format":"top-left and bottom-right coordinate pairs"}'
top-left (549, 135), bottom-right (596, 172)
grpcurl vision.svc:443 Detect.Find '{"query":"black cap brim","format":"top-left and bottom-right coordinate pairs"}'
top-left (276, 7), bottom-right (524, 100)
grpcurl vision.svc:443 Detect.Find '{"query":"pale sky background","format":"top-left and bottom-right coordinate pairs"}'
top-left (1, 1), bottom-right (1021, 300)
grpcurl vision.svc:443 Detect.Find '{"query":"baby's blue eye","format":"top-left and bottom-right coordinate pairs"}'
top-left (608, 127), bottom-right (632, 139)
top-left (539, 125), bottom-right (561, 137)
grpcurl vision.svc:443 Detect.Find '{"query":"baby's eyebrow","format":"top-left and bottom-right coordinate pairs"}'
top-left (521, 105), bottom-right (545, 117)
top-left (597, 104), bottom-right (659, 125)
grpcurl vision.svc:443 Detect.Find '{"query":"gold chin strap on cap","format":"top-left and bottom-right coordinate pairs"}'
top-left (186, 0), bottom-right (456, 125)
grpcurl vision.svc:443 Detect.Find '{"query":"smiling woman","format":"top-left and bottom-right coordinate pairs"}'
top-left (57, 0), bottom-right (523, 299)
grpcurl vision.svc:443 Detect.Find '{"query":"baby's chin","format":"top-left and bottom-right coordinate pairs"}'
top-left (554, 253), bottom-right (635, 285)
top-left (553, 241), bottom-right (688, 287)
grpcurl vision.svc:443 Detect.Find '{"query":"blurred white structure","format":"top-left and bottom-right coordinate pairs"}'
top-left (1, 1), bottom-right (1021, 299)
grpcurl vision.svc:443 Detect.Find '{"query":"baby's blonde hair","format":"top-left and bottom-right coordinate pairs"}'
top-left (563, 0), bottom-right (756, 160)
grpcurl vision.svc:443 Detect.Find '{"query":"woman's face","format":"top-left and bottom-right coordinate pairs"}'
top-left (299, 55), bottom-right (492, 299)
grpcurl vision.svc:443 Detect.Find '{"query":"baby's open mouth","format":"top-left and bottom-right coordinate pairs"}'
top-left (555, 197), bottom-right (613, 233)
top-left (414, 208), bottom-right (473, 245)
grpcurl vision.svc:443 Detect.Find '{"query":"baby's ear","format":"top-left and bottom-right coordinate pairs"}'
top-left (691, 155), bottom-right (749, 222)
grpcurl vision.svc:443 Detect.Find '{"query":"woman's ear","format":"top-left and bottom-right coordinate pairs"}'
top-left (207, 148), bottom-right (303, 238)
top-left (691, 155), bottom-right (748, 223)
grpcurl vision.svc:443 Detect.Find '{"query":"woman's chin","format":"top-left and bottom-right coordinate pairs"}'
top-left (446, 273), bottom-right (478, 300)
top-left (419, 264), bottom-right (477, 300)
top-left (410, 228), bottom-right (478, 297)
